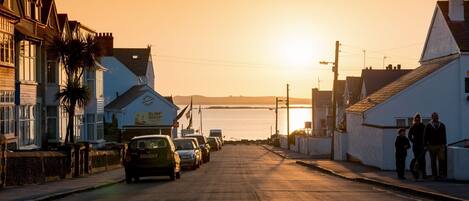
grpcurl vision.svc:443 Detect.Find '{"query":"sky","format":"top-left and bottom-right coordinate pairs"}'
top-left (56, 0), bottom-right (439, 98)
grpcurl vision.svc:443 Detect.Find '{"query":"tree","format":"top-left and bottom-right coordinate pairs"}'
top-left (53, 35), bottom-right (99, 144)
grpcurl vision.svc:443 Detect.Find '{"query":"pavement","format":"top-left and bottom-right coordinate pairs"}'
top-left (55, 144), bottom-right (428, 201)
top-left (263, 145), bottom-right (469, 201)
top-left (0, 168), bottom-right (124, 201)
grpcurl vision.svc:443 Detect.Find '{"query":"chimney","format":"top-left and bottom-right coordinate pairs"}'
top-left (96, 32), bottom-right (114, 56)
top-left (449, 0), bottom-right (465, 21)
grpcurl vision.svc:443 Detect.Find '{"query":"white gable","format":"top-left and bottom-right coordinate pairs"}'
top-left (421, 7), bottom-right (460, 62)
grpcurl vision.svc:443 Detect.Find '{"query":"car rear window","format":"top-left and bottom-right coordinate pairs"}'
top-left (174, 140), bottom-right (196, 150)
top-left (208, 138), bottom-right (216, 142)
top-left (129, 138), bottom-right (168, 150)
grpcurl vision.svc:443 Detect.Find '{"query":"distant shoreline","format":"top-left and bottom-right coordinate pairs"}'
top-left (184, 106), bottom-right (312, 110)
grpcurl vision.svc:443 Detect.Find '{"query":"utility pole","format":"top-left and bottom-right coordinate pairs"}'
top-left (286, 84), bottom-right (290, 150)
top-left (382, 56), bottom-right (387, 68)
top-left (331, 40), bottom-right (340, 160)
top-left (311, 88), bottom-right (314, 136)
top-left (275, 97), bottom-right (279, 137)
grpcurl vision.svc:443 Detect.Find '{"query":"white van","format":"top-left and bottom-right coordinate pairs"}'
top-left (209, 129), bottom-right (223, 145)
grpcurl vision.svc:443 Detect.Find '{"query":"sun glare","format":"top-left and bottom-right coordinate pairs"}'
top-left (277, 32), bottom-right (318, 68)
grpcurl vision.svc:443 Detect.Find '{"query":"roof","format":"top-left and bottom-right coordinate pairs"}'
top-left (347, 55), bottom-right (458, 113)
top-left (344, 76), bottom-right (362, 104)
top-left (437, 1), bottom-right (469, 52)
top-left (113, 48), bottom-right (151, 77)
top-left (164, 96), bottom-right (174, 104)
top-left (105, 85), bottom-right (178, 111)
top-left (361, 69), bottom-right (412, 96)
top-left (313, 90), bottom-right (332, 107)
top-left (57, 14), bottom-right (68, 32)
top-left (41, 0), bottom-right (53, 24)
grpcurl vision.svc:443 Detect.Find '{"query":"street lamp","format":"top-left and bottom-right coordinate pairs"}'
top-left (319, 60), bottom-right (338, 160)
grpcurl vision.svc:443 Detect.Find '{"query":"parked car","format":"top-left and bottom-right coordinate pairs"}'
top-left (124, 135), bottom-right (181, 183)
top-left (173, 138), bottom-right (202, 169)
top-left (207, 137), bottom-right (221, 151)
top-left (209, 129), bottom-right (224, 145)
top-left (214, 137), bottom-right (223, 149)
top-left (184, 134), bottom-right (211, 163)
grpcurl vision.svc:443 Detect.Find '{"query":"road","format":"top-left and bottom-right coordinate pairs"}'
top-left (59, 145), bottom-right (429, 201)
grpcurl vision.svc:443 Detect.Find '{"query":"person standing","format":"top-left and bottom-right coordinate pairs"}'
top-left (424, 112), bottom-right (447, 179)
top-left (408, 113), bottom-right (426, 177)
top-left (395, 128), bottom-right (411, 179)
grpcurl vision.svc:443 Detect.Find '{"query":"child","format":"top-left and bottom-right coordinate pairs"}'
top-left (395, 128), bottom-right (410, 179)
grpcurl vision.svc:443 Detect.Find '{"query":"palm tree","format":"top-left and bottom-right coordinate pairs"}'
top-left (53, 35), bottom-right (99, 144)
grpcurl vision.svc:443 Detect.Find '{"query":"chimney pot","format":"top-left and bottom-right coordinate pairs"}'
top-left (449, 0), bottom-right (465, 21)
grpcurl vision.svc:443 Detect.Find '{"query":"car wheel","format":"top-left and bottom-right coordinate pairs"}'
top-left (176, 171), bottom-right (181, 179)
top-left (196, 161), bottom-right (200, 168)
top-left (207, 154), bottom-right (211, 162)
top-left (134, 176), bottom-right (140, 182)
top-left (125, 173), bottom-right (132, 184)
top-left (169, 168), bottom-right (176, 181)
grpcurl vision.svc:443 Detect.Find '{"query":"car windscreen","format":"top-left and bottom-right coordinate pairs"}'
top-left (174, 140), bottom-right (196, 150)
top-left (189, 136), bottom-right (206, 144)
top-left (129, 138), bottom-right (168, 150)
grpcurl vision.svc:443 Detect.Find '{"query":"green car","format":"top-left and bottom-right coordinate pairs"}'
top-left (124, 135), bottom-right (181, 183)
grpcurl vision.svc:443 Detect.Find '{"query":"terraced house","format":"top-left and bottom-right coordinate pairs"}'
top-left (0, 0), bottom-right (18, 149)
top-left (0, 0), bottom-right (105, 149)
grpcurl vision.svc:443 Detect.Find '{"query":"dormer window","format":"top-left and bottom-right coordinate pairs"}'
top-left (24, 0), bottom-right (40, 21)
top-left (25, 0), bottom-right (31, 17)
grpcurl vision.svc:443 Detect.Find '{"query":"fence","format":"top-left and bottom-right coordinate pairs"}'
top-left (0, 143), bottom-right (124, 187)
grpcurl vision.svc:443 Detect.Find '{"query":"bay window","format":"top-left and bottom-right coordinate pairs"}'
top-left (19, 105), bottom-right (36, 145)
top-left (0, 16), bottom-right (14, 66)
top-left (19, 40), bottom-right (36, 82)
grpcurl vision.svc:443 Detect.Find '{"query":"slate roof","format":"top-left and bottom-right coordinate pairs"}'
top-left (105, 85), bottom-right (178, 111)
top-left (361, 69), bottom-right (412, 96)
top-left (344, 76), bottom-right (362, 105)
top-left (113, 48), bottom-right (151, 77)
top-left (105, 85), bottom-right (147, 110)
top-left (437, 1), bottom-right (469, 52)
top-left (347, 55), bottom-right (458, 113)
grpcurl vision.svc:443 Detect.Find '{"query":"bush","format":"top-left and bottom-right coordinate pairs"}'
top-left (288, 129), bottom-right (306, 145)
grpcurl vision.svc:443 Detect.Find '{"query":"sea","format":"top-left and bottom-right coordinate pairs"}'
top-left (177, 105), bottom-right (312, 140)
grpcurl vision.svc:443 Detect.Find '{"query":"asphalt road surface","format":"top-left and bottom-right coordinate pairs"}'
top-left (59, 145), bottom-right (429, 201)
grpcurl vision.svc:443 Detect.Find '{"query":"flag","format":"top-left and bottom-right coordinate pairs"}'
top-left (174, 104), bottom-right (189, 121)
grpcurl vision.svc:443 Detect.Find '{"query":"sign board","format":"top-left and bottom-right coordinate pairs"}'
top-left (304, 121), bottom-right (312, 129)
top-left (135, 112), bottom-right (163, 125)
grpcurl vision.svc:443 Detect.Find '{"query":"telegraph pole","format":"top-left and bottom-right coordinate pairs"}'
top-left (286, 84), bottom-right (290, 150)
top-left (331, 40), bottom-right (340, 160)
top-left (275, 97), bottom-right (279, 136)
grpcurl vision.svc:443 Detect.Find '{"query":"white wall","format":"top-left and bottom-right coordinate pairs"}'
top-left (297, 136), bottom-right (331, 156)
top-left (101, 57), bottom-right (139, 105)
top-left (119, 91), bottom-right (177, 128)
top-left (447, 146), bottom-right (469, 180)
top-left (366, 59), bottom-right (461, 144)
top-left (421, 7), bottom-right (460, 61)
top-left (334, 132), bottom-right (348, 160)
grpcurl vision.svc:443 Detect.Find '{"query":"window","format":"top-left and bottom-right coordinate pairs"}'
top-left (465, 78), bottom-right (469, 93)
top-left (74, 115), bottom-right (83, 141)
top-left (19, 40), bottom-right (36, 81)
top-left (0, 106), bottom-right (15, 135)
top-left (24, 0), bottom-right (31, 17)
top-left (47, 61), bottom-right (57, 83)
top-left (396, 119), bottom-right (407, 128)
top-left (46, 106), bottom-right (57, 140)
top-left (86, 114), bottom-right (95, 141)
top-left (97, 113), bottom-right (104, 140)
top-left (19, 105), bottom-right (36, 145)
top-left (0, 31), bottom-right (14, 66)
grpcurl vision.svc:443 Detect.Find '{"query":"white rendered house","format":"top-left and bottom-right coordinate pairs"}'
top-left (340, 0), bottom-right (469, 172)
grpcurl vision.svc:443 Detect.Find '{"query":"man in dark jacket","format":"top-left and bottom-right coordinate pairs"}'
top-left (408, 113), bottom-right (426, 177)
top-left (395, 128), bottom-right (410, 179)
top-left (424, 112), bottom-right (447, 179)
